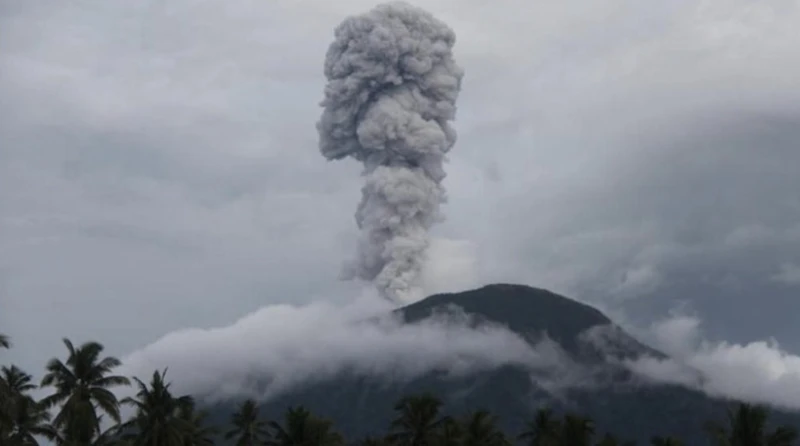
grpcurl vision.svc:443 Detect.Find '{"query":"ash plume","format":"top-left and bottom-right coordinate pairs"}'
top-left (317, 2), bottom-right (464, 303)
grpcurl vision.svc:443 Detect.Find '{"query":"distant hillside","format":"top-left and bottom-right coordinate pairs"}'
top-left (398, 284), bottom-right (662, 360)
top-left (203, 283), bottom-right (800, 444)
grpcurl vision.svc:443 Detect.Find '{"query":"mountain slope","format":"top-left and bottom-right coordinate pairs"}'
top-left (399, 283), bottom-right (661, 360)
top-left (204, 283), bottom-right (800, 444)
top-left (401, 284), bottom-right (611, 350)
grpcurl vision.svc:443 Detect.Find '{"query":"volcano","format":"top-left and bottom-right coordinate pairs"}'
top-left (203, 284), bottom-right (800, 444)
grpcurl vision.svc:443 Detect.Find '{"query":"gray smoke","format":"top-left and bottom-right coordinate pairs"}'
top-left (317, 2), bottom-right (464, 302)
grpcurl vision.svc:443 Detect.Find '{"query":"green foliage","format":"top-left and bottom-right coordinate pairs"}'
top-left (434, 417), bottom-right (463, 446)
top-left (649, 436), bottom-right (684, 446)
top-left (358, 437), bottom-right (393, 446)
top-left (1, 332), bottom-right (800, 445)
top-left (120, 369), bottom-right (196, 446)
top-left (39, 338), bottom-right (131, 444)
top-left (518, 408), bottom-right (562, 446)
top-left (559, 414), bottom-right (595, 446)
top-left (705, 402), bottom-right (799, 446)
top-left (268, 405), bottom-right (343, 445)
top-left (387, 393), bottom-right (450, 446)
top-left (178, 401), bottom-right (218, 446)
top-left (459, 410), bottom-right (509, 446)
top-left (224, 399), bottom-right (271, 446)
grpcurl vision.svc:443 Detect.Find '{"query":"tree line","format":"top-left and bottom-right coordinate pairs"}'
top-left (1, 333), bottom-right (798, 445)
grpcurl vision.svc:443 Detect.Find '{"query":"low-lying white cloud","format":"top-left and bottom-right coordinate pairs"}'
top-left (122, 293), bottom-right (800, 411)
top-left (626, 314), bottom-right (800, 410)
top-left (119, 290), bottom-right (568, 403)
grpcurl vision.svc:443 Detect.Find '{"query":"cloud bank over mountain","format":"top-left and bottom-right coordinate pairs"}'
top-left (113, 289), bottom-right (800, 411)
top-left (626, 313), bottom-right (800, 411)
top-left (117, 292), bottom-right (570, 403)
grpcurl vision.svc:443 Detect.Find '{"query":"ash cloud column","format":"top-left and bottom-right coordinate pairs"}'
top-left (317, 2), bottom-right (464, 303)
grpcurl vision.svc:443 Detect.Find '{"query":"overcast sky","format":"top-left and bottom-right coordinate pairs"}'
top-left (2, 0), bottom-right (800, 406)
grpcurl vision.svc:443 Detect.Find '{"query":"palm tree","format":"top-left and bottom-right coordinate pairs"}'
top-left (47, 414), bottom-right (127, 446)
top-left (39, 338), bottom-right (130, 445)
top-left (224, 399), bottom-right (271, 446)
top-left (358, 436), bottom-right (392, 446)
top-left (2, 364), bottom-right (55, 445)
top-left (120, 369), bottom-right (195, 446)
top-left (460, 410), bottom-right (509, 446)
top-left (0, 406), bottom-right (10, 444)
top-left (518, 408), bottom-right (562, 446)
top-left (3, 365), bottom-right (37, 395)
top-left (0, 335), bottom-right (12, 434)
top-left (358, 437), bottom-right (389, 446)
top-left (268, 406), bottom-right (343, 446)
top-left (177, 401), bottom-right (217, 446)
top-left (596, 433), bottom-right (619, 446)
top-left (433, 417), bottom-right (462, 446)
top-left (0, 365), bottom-right (29, 411)
top-left (560, 414), bottom-right (595, 446)
top-left (304, 417), bottom-right (344, 446)
top-left (5, 395), bottom-right (57, 445)
top-left (706, 402), bottom-right (798, 446)
top-left (0, 363), bottom-right (56, 446)
top-left (387, 394), bottom-right (449, 446)
top-left (596, 433), bottom-right (636, 446)
top-left (650, 436), bottom-right (684, 446)
top-left (0, 334), bottom-right (13, 441)
top-left (0, 373), bottom-right (13, 441)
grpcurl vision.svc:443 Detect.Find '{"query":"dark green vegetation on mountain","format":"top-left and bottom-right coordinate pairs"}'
top-left (2, 284), bottom-right (800, 444)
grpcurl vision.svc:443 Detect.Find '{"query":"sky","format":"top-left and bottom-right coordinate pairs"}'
top-left (2, 0), bottom-right (800, 409)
